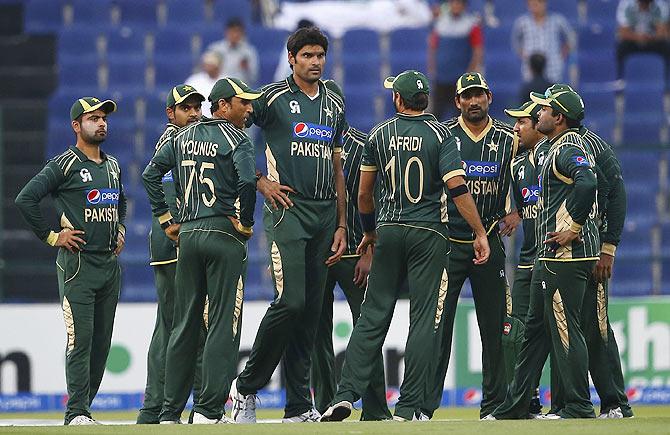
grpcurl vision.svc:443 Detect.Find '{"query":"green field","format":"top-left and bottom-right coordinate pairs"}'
top-left (0, 406), bottom-right (669, 434)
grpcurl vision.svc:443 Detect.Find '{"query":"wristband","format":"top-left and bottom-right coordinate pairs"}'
top-left (336, 225), bottom-right (346, 231)
top-left (359, 212), bottom-right (376, 233)
top-left (46, 231), bottom-right (59, 246)
top-left (161, 218), bottom-right (176, 230)
top-left (448, 183), bottom-right (469, 198)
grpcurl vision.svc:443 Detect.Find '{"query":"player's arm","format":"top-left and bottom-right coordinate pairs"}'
top-left (326, 149), bottom-right (347, 266)
top-left (232, 137), bottom-right (257, 237)
top-left (356, 135), bottom-right (379, 256)
top-left (545, 145), bottom-right (597, 249)
top-left (142, 139), bottom-right (177, 228)
top-left (115, 173), bottom-right (127, 256)
top-left (15, 161), bottom-right (86, 252)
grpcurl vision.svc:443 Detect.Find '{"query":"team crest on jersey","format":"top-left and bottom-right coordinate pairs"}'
top-left (487, 142), bottom-right (499, 152)
top-left (517, 166), bottom-right (525, 180)
top-left (324, 107), bottom-right (333, 118)
top-left (80, 168), bottom-right (92, 183)
top-left (572, 155), bottom-right (590, 167)
top-left (289, 100), bottom-right (301, 114)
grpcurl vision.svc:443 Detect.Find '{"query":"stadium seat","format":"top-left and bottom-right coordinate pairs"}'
top-left (491, 0), bottom-right (526, 21)
top-left (106, 27), bottom-right (147, 59)
top-left (58, 27), bottom-right (102, 63)
top-left (622, 113), bottom-right (664, 146)
top-left (153, 28), bottom-right (196, 58)
top-left (548, 0), bottom-right (578, 17)
top-left (342, 29), bottom-right (380, 57)
top-left (106, 56), bottom-right (148, 93)
top-left (582, 114), bottom-right (616, 144)
top-left (69, 0), bottom-right (112, 27)
top-left (24, 0), bottom-right (64, 33)
top-left (483, 24), bottom-right (513, 52)
top-left (58, 57), bottom-right (100, 93)
top-left (343, 55), bottom-right (382, 88)
top-left (624, 54), bottom-right (666, 92)
top-left (199, 24), bottom-right (222, 48)
top-left (153, 53), bottom-right (195, 91)
top-left (587, 0), bottom-right (618, 22)
top-left (164, 0), bottom-right (206, 27)
top-left (212, 0), bottom-right (252, 26)
top-left (390, 27), bottom-right (430, 56)
top-left (618, 226), bottom-right (653, 259)
top-left (247, 27), bottom-right (289, 56)
top-left (610, 257), bottom-right (654, 296)
top-left (390, 54), bottom-right (428, 80)
top-left (114, 0), bottom-right (158, 27)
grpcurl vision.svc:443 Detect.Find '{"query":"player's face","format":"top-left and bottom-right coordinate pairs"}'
top-left (74, 109), bottom-right (108, 144)
top-left (456, 88), bottom-right (491, 123)
top-left (290, 44), bottom-right (326, 83)
top-left (170, 97), bottom-right (203, 127)
top-left (514, 117), bottom-right (542, 149)
top-left (536, 105), bottom-right (558, 135)
top-left (223, 96), bottom-right (254, 129)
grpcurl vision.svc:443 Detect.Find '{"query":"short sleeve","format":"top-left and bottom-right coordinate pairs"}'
top-left (439, 135), bottom-right (466, 182)
top-left (247, 91), bottom-right (269, 128)
top-left (360, 134), bottom-right (378, 172)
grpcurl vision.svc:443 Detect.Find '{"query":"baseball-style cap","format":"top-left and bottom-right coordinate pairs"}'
top-left (166, 84), bottom-right (205, 108)
top-left (456, 72), bottom-right (490, 95)
top-left (545, 83), bottom-right (574, 95)
top-left (209, 77), bottom-right (262, 102)
top-left (70, 97), bottom-right (116, 121)
top-left (504, 101), bottom-right (542, 121)
top-left (383, 70), bottom-right (430, 99)
top-left (530, 89), bottom-right (585, 121)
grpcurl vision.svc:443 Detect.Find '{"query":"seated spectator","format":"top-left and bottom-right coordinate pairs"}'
top-left (207, 18), bottom-right (259, 86)
top-left (518, 53), bottom-right (551, 104)
top-left (274, 19), bottom-right (315, 82)
top-left (429, 0), bottom-right (483, 120)
top-left (185, 51), bottom-right (223, 117)
top-left (511, 0), bottom-right (576, 83)
top-left (616, 0), bottom-right (670, 90)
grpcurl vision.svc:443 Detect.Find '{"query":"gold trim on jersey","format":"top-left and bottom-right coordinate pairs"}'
top-left (434, 269), bottom-right (449, 330)
top-left (46, 231), bottom-right (59, 246)
top-left (377, 222), bottom-right (450, 243)
top-left (601, 243), bottom-right (617, 257)
top-left (232, 276), bottom-right (244, 338)
top-left (60, 213), bottom-right (75, 230)
top-left (63, 296), bottom-right (75, 356)
top-left (505, 281), bottom-right (513, 316)
top-left (449, 221), bottom-right (498, 243)
top-left (203, 295), bottom-right (210, 331)
top-left (158, 212), bottom-right (173, 225)
top-left (64, 251), bottom-right (81, 284)
top-left (458, 115), bottom-right (492, 143)
top-left (149, 258), bottom-right (178, 266)
top-left (597, 283), bottom-right (608, 342)
top-left (361, 165), bottom-right (378, 172)
top-left (442, 169), bottom-right (466, 182)
top-left (271, 242), bottom-right (284, 300)
top-left (552, 155), bottom-right (574, 185)
top-left (334, 147), bottom-right (342, 153)
top-left (266, 144), bottom-right (280, 182)
top-left (517, 264), bottom-right (534, 269)
top-left (539, 256), bottom-right (600, 262)
top-left (552, 289), bottom-right (569, 353)
top-left (341, 253), bottom-right (362, 259)
top-left (554, 201), bottom-right (573, 259)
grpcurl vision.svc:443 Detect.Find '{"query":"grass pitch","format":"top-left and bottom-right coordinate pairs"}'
top-left (0, 406), bottom-right (668, 434)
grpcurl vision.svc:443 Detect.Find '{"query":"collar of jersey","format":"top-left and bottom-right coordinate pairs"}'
top-left (396, 112), bottom-right (436, 121)
top-left (548, 127), bottom-right (580, 146)
top-left (70, 145), bottom-right (108, 163)
top-left (286, 74), bottom-right (325, 96)
top-left (457, 115), bottom-right (492, 142)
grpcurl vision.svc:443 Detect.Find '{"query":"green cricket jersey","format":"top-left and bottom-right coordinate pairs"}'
top-left (536, 129), bottom-right (600, 261)
top-left (15, 146), bottom-right (127, 252)
top-left (143, 118), bottom-right (256, 228)
top-left (510, 148), bottom-right (539, 267)
top-left (443, 116), bottom-right (518, 241)
top-left (341, 124), bottom-right (367, 255)
top-left (580, 127), bottom-right (626, 255)
top-left (149, 124), bottom-right (180, 265)
top-left (360, 113), bottom-right (465, 224)
top-left (249, 76), bottom-right (345, 200)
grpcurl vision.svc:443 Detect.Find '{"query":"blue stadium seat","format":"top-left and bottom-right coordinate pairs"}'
top-left (582, 114), bottom-right (615, 144)
top-left (199, 24), bottom-right (222, 48)
top-left (578, 22), bottom-right (616, 53)
top-left (24, 0), bottom-right (64, 33)
top-left (622, 113), bottom-right (664, 146)
top-left (587, 0), bottom-right (618, 22)
top-left (115, 0), bottom-right (158, 27)
top-left (106, 28), bottom-right (147, 59)
top-left (390, 27), bottom-right (430, 56)
top-left (153, 28), bottom-right (195, 57)
top-left (247, 27), bottom-right (288, 56)
top-left (165, 0), bottom-right (205, 27)
top-left (342, 29), bottom-right (380, 56)
top-left (390, 54), bottom-right (428, 80)
top-left (343, 55), bottom-right (381, 87)
top-left (58, 57), bottom-right (100, 93)
top-left (120, 262), bottom-right (154, 302)
top-left (107, 56), bottom-right (147, 93)
top-left (624, 54), bottom-right (665, 91)
top-left (212, 0), bottom-right (252, 26)
top-left (58, 27), bottom-right (102, 63)
top-left (580, 89), bottom-right (616, 115)
top-left (46, 121), bottom-right (75, 157)
top-left (618, 227), bottom-right (653, 258)
top-left (578, 51), bottom-right (617, 83)
top-left (491, 0), bottom-right (526, 21)
top-left (153, 53), bottom-right (195, 90)
top-left (484, 24), bottom-right (513, 52)
top-left (549, 0), bottom-right (578, 17)
top-left (610, 258), bottom-right (654, 296)
top-left (69, 0), bottom-right (111, 26)
top-left (257, 55), bottom-right (280, 87)
top-left (485, 53), bottom-right (520, 87)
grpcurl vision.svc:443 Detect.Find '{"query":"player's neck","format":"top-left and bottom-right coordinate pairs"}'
top-left (547, 125), bottom-right (568, 142)
top-left (293, 73), bottom-right (319, 97)
top-left (76, 142), bottom-right (102, 163)
top-left (400, 109), bottom-right (424, 116)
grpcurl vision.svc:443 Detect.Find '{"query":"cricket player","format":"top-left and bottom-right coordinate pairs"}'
top-left (425, 72), bottom-right (520, 419)
top-left (310, 80), bottom-right (391, 421)
top-left (229, 27), bottom-right (348, 424)
top-left (137, 84), bottom-right (205, 424)
top-left (15, 97), bottom-right (125, 425)
top-left (142, 78), bottom-right (260, 424)
top-left (320, 70), bottom-right (490, 422)
top-left (487, 88), bottom-right (599, 419)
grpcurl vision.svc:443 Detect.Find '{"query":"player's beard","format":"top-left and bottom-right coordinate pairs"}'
top-left (81, 126), bottom-right (106, 145)
top-left (462, 106), bottom-right (487, 123)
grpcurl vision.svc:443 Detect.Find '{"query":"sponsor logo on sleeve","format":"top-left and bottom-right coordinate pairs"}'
top-left (571, 155), bottom-right (590, 167)
top-left (162, 170), bottom-right (173, 182)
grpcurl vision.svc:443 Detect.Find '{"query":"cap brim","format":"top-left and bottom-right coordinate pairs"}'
top-left (456, 84), bottom-right (489, 95)
top-left (85, 100), bottom-right (117, 115)
top-left (504, 108), bottom-right (533, 118)
top-left (174, 91), bottom-right (206, 106)
top-left (383, 76), bottom-right (396, 89)
top-left (529, 92), bottom-right (551, 106)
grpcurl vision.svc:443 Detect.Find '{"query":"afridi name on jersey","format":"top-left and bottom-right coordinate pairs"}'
top-left (536, 129), bottom-right (600, 261)
top-left (511, 149), bottom-right (539, 266)
top-left (249, 75), bottom-right (345, 200)
top-left (443, 116), bottom-right (518, 241)
top-left (361, 113), bottom-right (464, 224)
top-left (341, 125), bottom-right (367, 255)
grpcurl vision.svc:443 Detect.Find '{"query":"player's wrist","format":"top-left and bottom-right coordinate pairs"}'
top-left (46, 231), bottom-right (59, 246)
top-left (359, 212), bottom-right (376, 233)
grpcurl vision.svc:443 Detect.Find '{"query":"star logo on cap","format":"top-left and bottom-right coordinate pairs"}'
top-left (91, 98), bottom-right (100, 103)
top-left (183, 85), bottom-right (193, 91)
top-left (325, 107), bottom-right (333, 118)
top-left (487, 142), bottom-right (499, 152)
top-left (466, 74), bottom-right (475, 81)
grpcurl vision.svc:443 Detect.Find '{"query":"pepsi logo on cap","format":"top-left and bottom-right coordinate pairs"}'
top-left (294, 122), bottom-right (309, 138)
top-left (87, 189), bottom-right (101, 205)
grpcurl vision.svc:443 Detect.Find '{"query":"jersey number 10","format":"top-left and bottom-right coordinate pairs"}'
top-left (181, 160), bottom-right (216, 207)
top-left (384, 155), bottom-right (424, 203)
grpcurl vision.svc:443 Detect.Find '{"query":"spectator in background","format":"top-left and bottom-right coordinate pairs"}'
top-left (616, 0), bottom-right (670, 90)
top-left (429, 0), bottom-right (483, 120)
top-left (511, 0), bottom-right (576, 83)
top-left (185, 51), bottom-right (224, 118)
top-left (274, 19), bottom-right (316, 82)
top-left (517, 53), bottom-right (551, 104)
top-left (207, 18), bottom-right (259, 86)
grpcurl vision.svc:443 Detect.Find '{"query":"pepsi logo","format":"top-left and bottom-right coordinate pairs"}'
top-left (522, 188), bottom-right (531, 199)
top-left (294, 122), bottom-right (309, 138)
top-left (463, 388), bottom-right (482, 404)
top-left (503, 322), bottom-right (512, 335)
top-left (85, 188), bottom-right (120, 205)
top-left (87, 189), bottom-right (101, 205)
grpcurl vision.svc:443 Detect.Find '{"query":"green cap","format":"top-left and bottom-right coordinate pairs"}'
top-left (530, 89), bottom-right (585, 121)
top-left (545, 83), bottom-right (574, 95)
top-left (209, 77), bottom-right (262, 102)
top-left (166, 84), bottom-right (206, 108)
top-left (323, 79), bottom-right (344, 102)
top-left (456, 72), bottom-right (490, 95)
top-left (383, 70), bottom-right (430, 99)
top-left (504, 100), bottom-right (542, 121)
top-left (70, 97), bottom-right (116, 121)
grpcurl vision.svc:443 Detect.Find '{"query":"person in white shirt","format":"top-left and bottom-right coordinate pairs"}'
top-left (185, 51), bottom-right (224, 118)
top-left (207, 18), bottom-right (259, 86)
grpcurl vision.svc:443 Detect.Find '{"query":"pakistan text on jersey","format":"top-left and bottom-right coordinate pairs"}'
top-left (85, 207), bottom-right (119, 223)
top-left (388, 136), bottom-right (423, 152)
top-left (179, 139), bottom-right (219, 157)
top-left (466, 179), bottom-right (499, 195)
top-left (290, 141), bottom-right (333, 160)
top-left (521, 204), bottom-right (539, 219)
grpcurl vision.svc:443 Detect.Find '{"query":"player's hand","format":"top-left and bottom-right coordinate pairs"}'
top-left (593, 253), bottom-right (614, 283)
top-left (55, 229), bottom-right (86, 253)
top-left (114, 230), bottom-right (125, 256)
top-left (326, 226), bottom-right (347, 266)
top-left (164, 223), bottom-right (181, 244)
top-left (257, 175), bottom-right (295, 210)
top-left (499, 211), bottom-right (521, 237)
top-left (356, 231), bottom-right (377, 257)
top-left (473, 233), bottom-right (490, 265)
top-left (353, 248), bottom-right (372, 287)
top-left (229, 216), bottom-right (253, 239)
top-left (545, 231), bottom-right (580, 251)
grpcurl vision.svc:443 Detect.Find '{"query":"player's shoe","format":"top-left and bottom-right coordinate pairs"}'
top-left (529, 396), bottom-right (542, 416)
top-left (230, 378), bottom-right (257, 424)
top-left (191, 412), bottom-right (234, 424)
top-left (481, 414), bottom-right (497, 420)
top-left (159, 420), bottom-right (182, 424)
top-left (539, 413), bottom-right (562, 420)
top-left (320, 401), bottom-right (353, 422)
top-left (282, 408), bottom-right (321, 423)
top-left (67, 415), bottom-right (100, 425)
top-left (597, 407), bottom-right (623, 419)
top-left (414, 411), bottom-right (430, 421)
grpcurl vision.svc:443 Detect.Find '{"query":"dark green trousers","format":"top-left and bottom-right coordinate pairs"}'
top-left (160, 217), bottom-right (247, 421)
top-left (331, 222), bottom-right (449, 421)
top-left (424, 233), bottom-right (507, 418)
top-left (311, 256), bottom-right (391, 420)
top-left (501, 266), bottom-right (533, 384)
top-left (237, 198), bottom-right (336, 418)
top-left (137, 263), bottom-right (206, 424)
top-left (552, 276), bottom-right (632, 416)
top-left (493, 260), bottom-right (596, 419)
top-left (56, 250), bottom-right (120, 425)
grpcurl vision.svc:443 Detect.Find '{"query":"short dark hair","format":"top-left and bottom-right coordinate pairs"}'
top-left (400, 93), bottom-right (429, 111)
top-left (551, 108), bottom-right (580, 129)
top-left (287, 27), bottom-right (329, 57)
top-left (210, 96), bottom-right (233, 114)
top-left (226, 17), bottom-right (244, 29)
